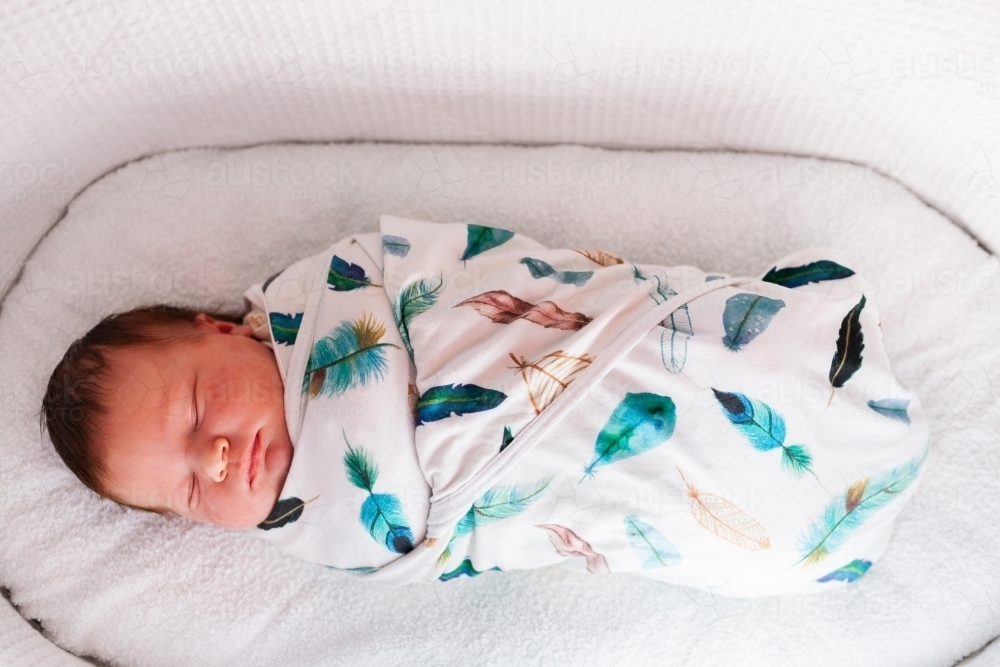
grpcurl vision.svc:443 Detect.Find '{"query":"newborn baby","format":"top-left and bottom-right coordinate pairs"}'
top-left (43, 214), bottom-right (930, 596)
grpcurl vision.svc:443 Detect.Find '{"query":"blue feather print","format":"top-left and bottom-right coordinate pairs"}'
top-left (633, 266), bottom-right (693, 373)
top-left (795, 449), bottom-right (927, 567)
top-left (343, 438), bottom-right (414, 554)
top-left (581, 392), bottom-right (676, 481)
top-left (381, 234), bottom-right (411, 257)
top-left (624, 514), bottom-right (681, 568)
top-left (520, 257), bottom-right (593, 286)
top-left (711, 388), bottom-right (813, 478)
top-left (817, 559), bottom-right (872, 583)
top-left (415, 383), bottom-right (507, 425)
top-left (721, 292), bottom-right (785, 351)
top-left (328, 255), bottom-right (381, 291)
top-left (302, 313), bottom-right (399, 398)
top-left (867, 398), bottom-right (911, 425)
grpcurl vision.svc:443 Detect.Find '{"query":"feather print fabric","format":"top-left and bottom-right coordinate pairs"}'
top-left (247, 216), bottom-right (929, 596)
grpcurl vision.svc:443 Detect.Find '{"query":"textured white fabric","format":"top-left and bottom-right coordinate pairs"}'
top-left (0, 142), bottom-right (996, 667)
top-left (3, 0), bottom-right (1000, 303)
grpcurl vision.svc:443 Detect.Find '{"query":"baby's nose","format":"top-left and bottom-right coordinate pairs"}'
top-left (205, 436), bottom-right (229, 482)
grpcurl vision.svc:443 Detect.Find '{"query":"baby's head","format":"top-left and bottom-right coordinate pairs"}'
top-left (42, 306), bottom-right (293, 530)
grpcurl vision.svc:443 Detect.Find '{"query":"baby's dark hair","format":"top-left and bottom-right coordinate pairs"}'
top-left (41, 305), bottom-right (245, 515)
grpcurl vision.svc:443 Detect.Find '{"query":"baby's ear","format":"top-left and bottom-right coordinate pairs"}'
top-left (194, 313), bottom-right (254, 337)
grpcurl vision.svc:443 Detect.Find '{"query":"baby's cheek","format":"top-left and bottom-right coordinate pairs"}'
top-left (250, 377), bottom-right (278, 403)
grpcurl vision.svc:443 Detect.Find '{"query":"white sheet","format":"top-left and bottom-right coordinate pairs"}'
top-left (1, 142), bottom-right (997, 667)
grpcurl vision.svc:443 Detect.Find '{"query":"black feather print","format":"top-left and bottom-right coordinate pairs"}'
top-left (827, 295), bottom-right (866, 407)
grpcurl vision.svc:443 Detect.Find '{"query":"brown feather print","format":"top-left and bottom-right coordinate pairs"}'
top-left (456, 290), bottom-right (592, 330)
top-left (676, 466), bottom-right (770, 551)
top-left (536, 523), bottom-right (611, 573)
top-left (509, 350), bottom-right (594, 415)
top-left (572, 248), bottom-right (624, 266)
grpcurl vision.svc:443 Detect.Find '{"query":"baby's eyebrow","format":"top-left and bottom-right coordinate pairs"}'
top-left (191, 374), bottom-right (198, 428)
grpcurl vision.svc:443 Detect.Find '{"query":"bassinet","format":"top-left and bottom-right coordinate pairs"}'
top-left (2, 1), bottom-right (999, 666)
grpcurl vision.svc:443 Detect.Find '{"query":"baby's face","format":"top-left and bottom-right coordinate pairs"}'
top-left (97, 314), bottom-right (293, 530)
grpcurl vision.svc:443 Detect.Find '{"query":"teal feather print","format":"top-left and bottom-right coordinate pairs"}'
top-left (721, 292), bottom-right (786, 351)
top-left (633, 266), bottom-right (693, 373)
top-left (827, 295), bottom-right (866, 407)
top-left (500, 425), bottom-right (514, 452)
top-left (257, 494), bottom-right (320, 530)
top-left (439, 558), bottom-right (501, 581)
top-left (381, 234), bottom-right (411, 257)
top-left (415, 383), bottom-right (507, 425)
top-left (462, 223), bottom-right (515, 261)
top-left (328, 254), bottom-right (382, 291)
top-left (581, 392), bottom-right (676, 481)
top-left (705, 274), bottom-right (724, 282)
top-left (269, 312), bottom-right (302, 346)
top-left (795, 450), bottom-right (927, 567)
top-left (711, 388), bottom-right (814, 478)
top-left (439, 477), bottom-right (552, 563)
top-left (817, 559), bottom-right (872, 583)
top-left (762, 260), bottom-right (855, 288)
top-left (343, 438), bottom-right (415, 554)
top-left (867, 398), bottom-right (911, 425)
top-left (302, 313), bottom-right (399, 399)
top-left (393, 273), bottom-right (445, 361)
top-left (520, 257), bottom-right (593, 286)
top-left (624, 514), bottom-right (681, 568)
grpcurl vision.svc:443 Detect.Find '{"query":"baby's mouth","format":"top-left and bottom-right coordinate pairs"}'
top-left (246, 430), bottom-right (262, 490)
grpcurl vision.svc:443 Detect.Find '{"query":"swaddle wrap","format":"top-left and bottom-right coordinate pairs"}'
top-left (245, 214), bottom-right (930, 596)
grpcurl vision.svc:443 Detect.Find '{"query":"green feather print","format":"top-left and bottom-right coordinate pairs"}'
top-left (582, 392), bottom-right (676, 481)
top-left (302, 313), bottom-right (399, 398)
top-left (795, 449), bottom-right (927, 567)
top-left (343, 437), bottom-right (415, 554)
top-left (439, 558), bottom-right (502, 581)
top-left (721, 292), bottom-right (785, 351)
top-left (269, 312), bottom-right (302, 346)
top-left (520, 257), bottom-right (593, 286)
top-left (624, 514), bottom-right (681, 568)
top-left (500, 425), bottom-right (514, 452)
top-left (393, 273), bottom-right (445, 361)
top-left (439, 477), bottom-right (553, 563)
top-left (461, 223), bottom-right (515, 261)
top-left (711, 388), bottom-right (814, 478)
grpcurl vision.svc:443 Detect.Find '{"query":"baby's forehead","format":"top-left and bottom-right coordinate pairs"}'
top-left (103, 342), bottom-right (196, 417)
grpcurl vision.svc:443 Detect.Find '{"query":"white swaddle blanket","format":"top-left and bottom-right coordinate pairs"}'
top-left (243, 214), bottom-right (929, 596)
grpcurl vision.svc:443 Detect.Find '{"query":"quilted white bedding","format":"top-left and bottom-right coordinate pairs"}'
top-left (0, 142), bottom-right (997, 667)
